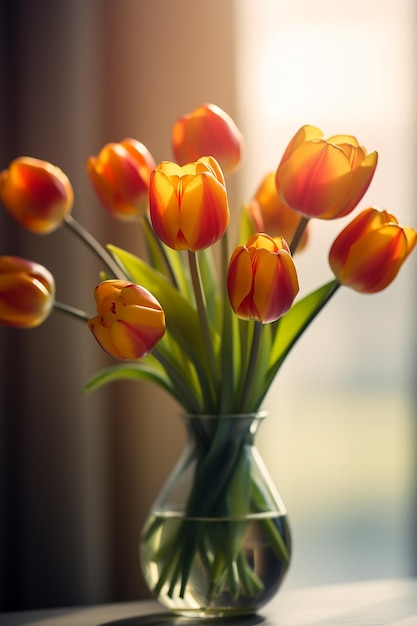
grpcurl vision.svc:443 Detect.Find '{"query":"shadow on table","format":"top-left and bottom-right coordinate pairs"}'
top-left (99, 612), bottom-right (265, 626)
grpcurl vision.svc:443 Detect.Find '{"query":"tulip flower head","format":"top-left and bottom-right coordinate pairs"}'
top-left (172, 103), bottom-right (243, 174)
top-left (0, 157), bottom-right (73, 234)
top-left (329, 207), bottom-right (417, 293)
top-left (88, 280), bottom-right (166, 360)
top-left (87, 139), bottom-right (156, 221)
top-left (149, 156), bottom-right (230, 251)
top-left (0, 256), bottom-right (55, 328)
top-left (227, 233), bottom-right (299, 323)
top-left (248, 171), bottom-right (309, 252)
top-left (275, 125), bottom-right (378, 220)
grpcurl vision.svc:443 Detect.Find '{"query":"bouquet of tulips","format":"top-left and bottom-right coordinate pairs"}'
top-left (0, 104), bottom-right (415, 609)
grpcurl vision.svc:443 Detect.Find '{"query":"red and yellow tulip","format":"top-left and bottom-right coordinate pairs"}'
top-left (329, 207), bottom-right (417, 293)
top-left (275, 125), bottom-right (377, 220)
top-left (0, 256), bottom-right (55, 328)
top-left (248, 172), bottom-right (309, 251)
top-left (149, 156), bottom-right (229, 251)
top-left (227, 233), bottom-right (299, 323)
top-left (0, 157), bottom-right (73, 234)
top-left (87, 139), bottom-right (155, 221)
top-left (88, 280), bottom-right (166, 360)
top-left (172, 103), bottom-right (243, 174)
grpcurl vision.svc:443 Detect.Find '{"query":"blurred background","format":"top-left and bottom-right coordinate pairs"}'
top-left (0, 0), bottom-right (415, 612)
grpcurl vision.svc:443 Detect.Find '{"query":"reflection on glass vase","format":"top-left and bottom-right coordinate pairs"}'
top-left (140, 412), bottom-right (291, 618)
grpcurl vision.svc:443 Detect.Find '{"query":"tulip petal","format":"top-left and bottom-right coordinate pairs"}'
top-left (149, 170), bottom-right (183, 248)
top-left (0, 157), bottom-right (73, 233)
top-left (329, 208), bottom-right (417, 293)
top-left (172, 103), bottom-right (243, 173)
top-left (180, 173), bottom-right (229, 250)
top-left (149, 158), bottom-right (229, 251)
top-left (278, 140), bottom-right (353, 218)
top-left (227, 247), bottom-right (253, 317)
top-left (87, 139), bottom-right (154, 221)
top-left (275, 126), bottom-right (377, 220)
top-left (327, 135), bottom-right (359, 148)
top-left (339, 150), bottom-right (378, 217)
top-left (88, 279), bottom-right (166, 361)
top-left (0, 256), bottom-right (55, 328)
top-left (253, 251), bottom-right (299, 323)
top-left (279, 125), bottom-right (323, 165)
top-left (227, 234), bottom-right (299, 323)
top-left (340, 226), bottom-right (408, 292)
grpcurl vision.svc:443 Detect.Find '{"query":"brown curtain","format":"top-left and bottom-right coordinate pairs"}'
top-left (0, 0), bottom-right (239, 611)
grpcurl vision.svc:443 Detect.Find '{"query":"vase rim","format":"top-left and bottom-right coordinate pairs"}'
top-left (183, 410), bottom-right (268, 420)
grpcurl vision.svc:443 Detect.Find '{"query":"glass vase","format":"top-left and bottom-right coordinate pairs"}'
top-left (139, 412), bottom-right (291, 618)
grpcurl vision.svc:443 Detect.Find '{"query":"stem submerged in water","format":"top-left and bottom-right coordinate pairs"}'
top-left (140, 414), bottom-right (291, 609)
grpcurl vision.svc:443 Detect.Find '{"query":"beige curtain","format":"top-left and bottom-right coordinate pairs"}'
top-left (0, 0), bottom-right (239, 610)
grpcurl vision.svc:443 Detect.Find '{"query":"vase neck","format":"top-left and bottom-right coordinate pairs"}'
top-left (182, 411), bottom-right (267, 447)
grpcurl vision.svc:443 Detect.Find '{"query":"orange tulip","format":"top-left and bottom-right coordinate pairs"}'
top-left (248, 172), bottom-right (309, 251)
top-left (149, 156), bottom-right (229, 251)
top-left (329, 207), bottom-right (417, 293)
top-left (275, 125), bottom-right (378, 220)
top-left (87, 139), bottom-right (155, 221)
top-left (172, 103), bottom-right (243, 174)
top-left (0, 256), bottom-right (55, 328)
top-left (88, 280), bottom-right (165, 360)
top-left (0, 157), bottom-right (73, 234)
top-left (227, 233), bottom-right (299, 323)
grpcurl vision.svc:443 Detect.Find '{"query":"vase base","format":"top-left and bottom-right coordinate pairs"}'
top-left (170, 607), bottom-right (263, 621)
top-left (141, 512), bottom-right (290, 619)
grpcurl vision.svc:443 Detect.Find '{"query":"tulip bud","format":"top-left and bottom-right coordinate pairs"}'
top-left (88, 280), bottom-right (166, 360)
top-left (149, 156), bottom-right (230, 251)
top-left (227, 233), bottom-right (299, 323)
top-left (248, 172), bottom-right (309, 251)
top-left (87, 139), bottom-right (156, 221)
top-left (275, 125), bottom-right (378, 220)
top-left (172, 103), bottom-right (243, 174)
top-left (0, 157), bottom-right (73, 234)
top-left (329, 207), bottom-right (417, 293)
top-left (0, 256), bottom-right (55, 328)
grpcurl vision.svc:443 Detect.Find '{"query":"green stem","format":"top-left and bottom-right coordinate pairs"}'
top-left (219, 233), bottom-right (237, 413)
top-left (253, 279), bottom-right (341, 410)
top-left (290, 215), bottom-right (309, 255)
top-left (152, 348), bottom-right (202, 414)
top-left (187, 250), bottom-right (218, 404)
top-left (64, 214), bottom-right (126, 280)
top-left (53, 301), bottom-right (91, 322)
top-left (241, 321), bottom-right (263, 412)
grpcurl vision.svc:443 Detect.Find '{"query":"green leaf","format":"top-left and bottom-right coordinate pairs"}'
top-left (108, 244), bottom-right (219, 410)
top-left (198, 247), bottom-right (221, 332)
top-left (253, 279), bottom-right (340, 408)
top-left (219, 298), bottom-right (241, 413)
top-left (141, 217), bottom-right (193, 301)
top-left (84, 354), bottom-right (200, 413)
top-left (84, 361), bottom-right (175, 396)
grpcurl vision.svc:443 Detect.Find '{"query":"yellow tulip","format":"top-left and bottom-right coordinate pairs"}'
top-left (329, 207), bottom-right (417, 292)
top-left (88, 280), bottom-right (165, 360)
top-left (275, 125), bottom-right (378, 219)
top-left (227, 233), bottom-right (299, 323)
top-left (0, 157), bottom-right (73, 234)
top-left (149, 156), bottom-right (229, 251)
top-left (87, 139), bottom-right (155, 221)
top-left (172, 103), bottom-right (243, 174)
top-left (0, 256), bottom-right (55, 327)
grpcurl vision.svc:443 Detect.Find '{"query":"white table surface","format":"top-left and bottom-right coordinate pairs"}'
top-left (0, 578), bottom-right (416, 625)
